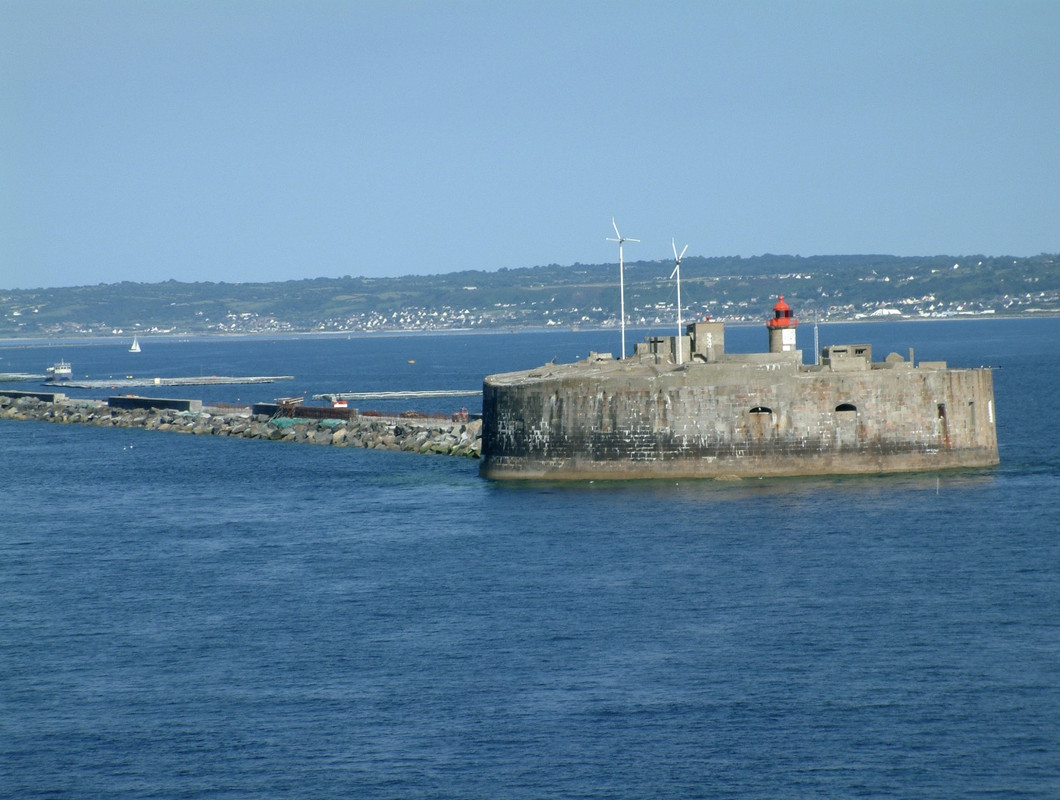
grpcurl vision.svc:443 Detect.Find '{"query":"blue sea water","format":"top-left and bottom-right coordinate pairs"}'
top-left (1, 318), bottom-right (1058, 798)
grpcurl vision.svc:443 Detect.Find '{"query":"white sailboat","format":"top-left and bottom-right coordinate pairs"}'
top-left (129, 336), bottom-right (141, 353)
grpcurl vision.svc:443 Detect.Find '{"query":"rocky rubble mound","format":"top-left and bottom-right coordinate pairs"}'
top-left (0, 395), bottom-right (482, 458)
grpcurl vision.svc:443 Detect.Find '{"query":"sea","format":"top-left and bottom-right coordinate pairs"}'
top-left (1, 317), bottom-right (1058, 799)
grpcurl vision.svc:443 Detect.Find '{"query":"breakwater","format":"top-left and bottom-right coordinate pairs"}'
top-left (0, 393), bottom-right (482, 458)
top-left (50, 374), bottom-right (294, 389)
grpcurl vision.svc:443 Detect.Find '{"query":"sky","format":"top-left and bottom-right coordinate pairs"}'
top-left (2, 0), bottom-right (1058, 290)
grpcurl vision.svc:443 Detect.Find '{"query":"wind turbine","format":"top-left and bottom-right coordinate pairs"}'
top-left (606, 217), bottom-right (639, 359)
top-left (670, 238), bottom-right (689, 364)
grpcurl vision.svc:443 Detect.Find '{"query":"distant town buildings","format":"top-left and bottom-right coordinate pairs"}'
top-left (2, 255), bottom-right (1056, 336)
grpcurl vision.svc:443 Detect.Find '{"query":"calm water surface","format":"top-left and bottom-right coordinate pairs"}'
top-left (2, 318), bottom-right (1058, 798)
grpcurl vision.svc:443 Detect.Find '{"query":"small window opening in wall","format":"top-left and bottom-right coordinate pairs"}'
top-left (835, 403), bottom-right (857, 412)
top-left (749, 406), bottom-right (772, 414)
top-left (937, 403), bottom-right (947, 419)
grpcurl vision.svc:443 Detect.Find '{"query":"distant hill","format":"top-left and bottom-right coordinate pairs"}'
top-left (1, 253), bottom-right (1056, 338)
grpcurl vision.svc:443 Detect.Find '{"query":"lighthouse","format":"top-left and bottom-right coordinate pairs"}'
top-left (766, 296), bottom-right (798, 353)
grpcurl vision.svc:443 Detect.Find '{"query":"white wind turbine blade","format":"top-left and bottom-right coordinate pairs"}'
top-left (670, 239), bottom-right (687, 279)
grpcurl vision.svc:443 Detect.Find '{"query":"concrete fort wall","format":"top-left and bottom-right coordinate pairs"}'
top-left (480, 361), bottom-right (998, 480)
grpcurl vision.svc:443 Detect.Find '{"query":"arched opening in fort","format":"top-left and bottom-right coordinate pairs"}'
top-left (745, 406), bottom-right (776, 447)
top-left (937, 402), bottom-right (950, 447)
top-left (834, 403), bottom-right (859, 448)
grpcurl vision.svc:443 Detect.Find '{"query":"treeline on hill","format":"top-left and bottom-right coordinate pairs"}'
top-left (1, 253), bottom-right (1056, 337)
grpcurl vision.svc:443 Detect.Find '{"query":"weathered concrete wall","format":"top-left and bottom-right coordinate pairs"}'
top-left (0, 395), bottom-right (482, 458)
top-left (108, 395), bottom-right (202, 412)
top-left (480, 358), bottom-right (998, 480)
top-left (0, 389), bottom-right (67, 403)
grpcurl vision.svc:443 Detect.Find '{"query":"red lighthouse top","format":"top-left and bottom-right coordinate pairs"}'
top-left (766, 296), bottom-right (798, 328)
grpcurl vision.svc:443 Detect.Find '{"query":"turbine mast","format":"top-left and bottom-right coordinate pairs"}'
top-left (670, 239), bottom-right (689, 364)
top-left (606, 218), bottom-right (639, 359)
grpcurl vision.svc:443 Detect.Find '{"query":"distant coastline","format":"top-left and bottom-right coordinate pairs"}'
top-left (3, 253), bottom-right (1056, 339)
top-left (0, 308), bottom-right (1056, 347)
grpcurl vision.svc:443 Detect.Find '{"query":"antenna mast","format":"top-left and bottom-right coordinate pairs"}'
top-left (670, 239), bottom-right (689, 364)
top-left (606, 218), bottom-right (639, 359)
top-left (813, 309), bottom-right (820, 365)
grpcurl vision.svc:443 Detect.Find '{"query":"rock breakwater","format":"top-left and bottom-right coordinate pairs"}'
top-left (0, 394), bottom-right (482, 458)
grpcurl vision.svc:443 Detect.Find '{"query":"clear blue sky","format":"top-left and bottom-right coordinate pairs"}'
top-left (2, 0), bottom-right (1057, 290)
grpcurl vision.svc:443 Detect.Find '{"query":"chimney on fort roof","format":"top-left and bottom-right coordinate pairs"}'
top-left (766, 296), bottom-right (799, 353)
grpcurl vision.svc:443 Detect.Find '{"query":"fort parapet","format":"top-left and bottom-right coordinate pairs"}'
top-left (480, 300), bottom-right (998, 480)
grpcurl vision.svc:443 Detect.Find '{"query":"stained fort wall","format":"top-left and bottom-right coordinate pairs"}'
top-left (480, 351), bottom-right (998, 481)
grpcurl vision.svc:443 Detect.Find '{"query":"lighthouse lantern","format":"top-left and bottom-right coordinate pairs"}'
top-left (766, 296), bottom-right (799, 353)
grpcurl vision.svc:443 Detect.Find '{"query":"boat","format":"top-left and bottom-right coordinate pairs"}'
top-left (129, 336), bottom-right (141, 353)
top-left (45, 360), bottom-right (73, 382)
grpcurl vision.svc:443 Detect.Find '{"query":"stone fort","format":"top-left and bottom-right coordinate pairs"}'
top-left (480, 299), bottom-right (998, 480)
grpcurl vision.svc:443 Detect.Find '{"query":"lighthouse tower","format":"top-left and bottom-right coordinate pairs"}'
top-left (766, 296), bottom-right (799, 353)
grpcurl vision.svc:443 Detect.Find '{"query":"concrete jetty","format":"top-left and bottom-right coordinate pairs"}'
top-left (0, 392), bottom-right (482, 458)
top-left (49, 375), bottom-right (293, 389)
top-left (314, 389), bottom-right (481, 402)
